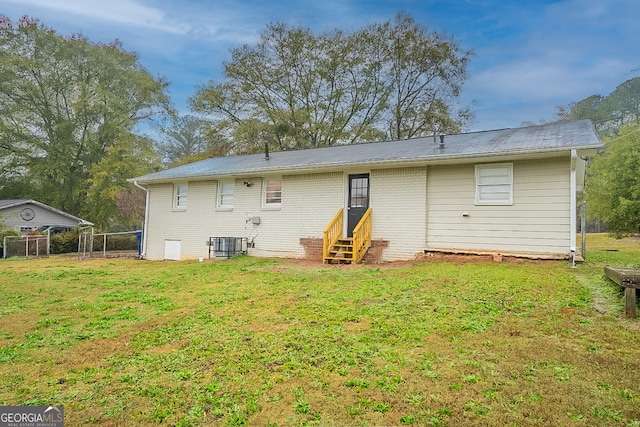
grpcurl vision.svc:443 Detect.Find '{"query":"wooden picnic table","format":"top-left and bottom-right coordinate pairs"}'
top-left (604, 266), bottom-right (640, 318)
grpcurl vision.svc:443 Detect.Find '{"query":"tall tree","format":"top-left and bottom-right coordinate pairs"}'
top-left (599, 78), bottom-right (640, 127)
top-left (555, 78), bottom-right (640, 234)
top-left (555, 95), bottom-right (605, 127)
top-left (586, 124), bottom-right (640, 236)
top-left (156, 115), bottom-right (231, 166)
top-left (555, 77), bottom-right (640, 135)
top-left (0, 16), bottom-right (170, 225)
top-left (371, 13), bottom-right (472, 139)
top-left (85, 134), bottom-right (160, 230)
top-left (192, 13), bottom-right (472, 154)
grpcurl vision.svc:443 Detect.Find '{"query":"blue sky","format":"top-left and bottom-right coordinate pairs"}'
top-left (2, 0), bottom-right (638, 132)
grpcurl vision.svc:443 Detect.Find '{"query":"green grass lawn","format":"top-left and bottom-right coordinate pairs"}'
top-left (1, 234), bottom-right (639, 426)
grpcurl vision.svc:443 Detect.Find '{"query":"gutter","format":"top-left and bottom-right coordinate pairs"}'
top-left (133, 181), bottom-right (149, 258)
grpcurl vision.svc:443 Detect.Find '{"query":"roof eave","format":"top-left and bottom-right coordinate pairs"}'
top-left (131, 144), bottom-right (602, 185)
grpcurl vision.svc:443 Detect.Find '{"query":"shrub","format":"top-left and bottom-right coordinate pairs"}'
top-left (91, 234), bottom-right (138, 252)
top-left (0, 218), bottom-right (21, 252)
top-left (50, 229), bottom-right (81, 254)
top-left (0, 229), bottom-right (21, 251)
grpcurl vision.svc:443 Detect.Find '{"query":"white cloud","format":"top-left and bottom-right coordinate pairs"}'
top-left (460, 0), bottom-right (640, 129)
top-left (4, 0), bottom-right (192, 34)
top-left (3, 0), bottom-right (636, 131)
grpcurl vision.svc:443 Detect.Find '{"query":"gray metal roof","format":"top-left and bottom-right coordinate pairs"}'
top-left (132, 120), bottom-right (602, 184)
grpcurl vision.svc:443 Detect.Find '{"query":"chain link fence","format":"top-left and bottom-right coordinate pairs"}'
top-left (3, 234), bottom-right (49, 258)
top-left (78, 230), bottom-right (142, 259)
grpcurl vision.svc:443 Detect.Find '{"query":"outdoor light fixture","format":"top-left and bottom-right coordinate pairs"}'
top-left (243, 181), bottom-right (252, 187)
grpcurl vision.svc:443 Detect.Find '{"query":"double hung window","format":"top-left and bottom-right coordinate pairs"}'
top-left (174, 184), bottom-right (188, 208)
top-left (263, 179), bottom-right (282, 207)
top-left (218, 181), bottom-right (235, 208)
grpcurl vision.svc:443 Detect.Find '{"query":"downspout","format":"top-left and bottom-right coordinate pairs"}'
top-left (570, 150), bottom-right (577, 267)
top-left (133, 181), bottom-right (149, 258)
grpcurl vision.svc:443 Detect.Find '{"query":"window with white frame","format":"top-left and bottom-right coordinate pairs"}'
top-left (263, 179), bottom-right (282, 207)
top-left (217, 180), bottom-right (235, 208)
top-left (475, 163), bottom-right (513, 205)
top-left (174, 183), bottom-right (188, 208)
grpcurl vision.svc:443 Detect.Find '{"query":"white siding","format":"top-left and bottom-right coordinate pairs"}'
top-left (370, 167), bottom-right (427, 260)
top-left (0, 203), bottom-right (80, 230)
top-left (426, 157), bottom-right (571, 255)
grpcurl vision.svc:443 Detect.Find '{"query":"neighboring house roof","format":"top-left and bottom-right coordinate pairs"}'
top-left (131, 120), bottom-right (603, 184)
top-left (0, 199), bottom-right (93, 225)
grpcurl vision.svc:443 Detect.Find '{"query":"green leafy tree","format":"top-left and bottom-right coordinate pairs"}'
top-left (85, 134), bottom-right (160, 230)
top-left (555, 95), bottom-right (605, 128)
top-left (0, 213), bottom-right (20, 252)
top-left (0, 16), bottom-right (171, 225)
top-left (192, 13), bottom-right (472, 154)
top-left (587, 124), bottom-right (640, 236)
top-left (555, 78), bottom-right (640, 233)
top-left (193, 24), bottom-right (387, 152)
top-left (555, 78), bottom-right (640, 136)
top-left (598, 78), bottom-right (640, 128)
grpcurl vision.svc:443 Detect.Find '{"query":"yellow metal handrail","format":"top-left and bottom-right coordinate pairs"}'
top-left (323, 208), bottom-right (343, 262)
top-left (352, 208), bottom-right (372, 264)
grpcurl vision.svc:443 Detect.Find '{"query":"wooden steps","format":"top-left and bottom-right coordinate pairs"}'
top-left (322, 208), bottom-right (372, 264)
top-left (324, 238), bottom-right (354, 264)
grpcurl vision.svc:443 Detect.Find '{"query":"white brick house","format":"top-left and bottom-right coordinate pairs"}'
top-left (130, 120), bottom-right (602, 263)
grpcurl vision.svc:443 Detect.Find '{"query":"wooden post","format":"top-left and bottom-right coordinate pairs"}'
top-left (625, 288), bottom-right (636, 318)
top-left (603, 266), bottom-right (639, 319)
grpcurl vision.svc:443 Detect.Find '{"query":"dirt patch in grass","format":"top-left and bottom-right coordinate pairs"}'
top-left (0, 312), bottom-right (39, 346)
top-left (56, 315), bottom-right (176, 367)
top-left (272, 252), bottom-right (560, 272)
